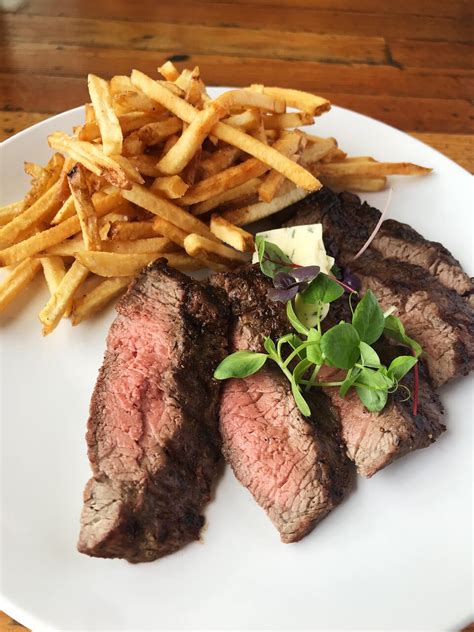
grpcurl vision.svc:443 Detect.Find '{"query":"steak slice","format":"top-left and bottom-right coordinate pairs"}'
top-left (283, 188), bottom-right (473, 297)
top-left (319, 301), bottom-right (445, 477)
top-left (211, 267), bottom-right (353, 543)
top-left (284, 188), bottom-right (474, 386)
top-left (78, 261), bottom-right (229, 563)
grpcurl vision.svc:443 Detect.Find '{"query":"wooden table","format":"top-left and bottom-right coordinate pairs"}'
top-left (0, 1), bottom-right (473, 629)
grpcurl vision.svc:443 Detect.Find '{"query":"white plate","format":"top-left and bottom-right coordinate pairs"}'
top-left (1, 89), bottom-right (473, 632)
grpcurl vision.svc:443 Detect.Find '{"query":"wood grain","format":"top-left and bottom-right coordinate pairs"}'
top-left (1, 0), bottom-right (472, 628)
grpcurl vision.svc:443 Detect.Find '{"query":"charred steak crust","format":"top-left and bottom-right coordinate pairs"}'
top-left (284, 188), bottom-right (474, 386)
top-left (284, 188), bottom-right (473, 297)
top-left (211, 267), bottom-right (353, 543)
top-left (78, 261), bottom-right (229, 563)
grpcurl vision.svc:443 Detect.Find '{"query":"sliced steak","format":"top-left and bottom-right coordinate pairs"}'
top-left (319, 302), bottom-right (446, 477)
top-left (211, 267), bottom-right (353, 543)
top-left (284, 188), bottom-right (473, 297)
top-left (284, 189), bottom-right (474, 386)
top-left (78, 261), bottom-right (229, 562)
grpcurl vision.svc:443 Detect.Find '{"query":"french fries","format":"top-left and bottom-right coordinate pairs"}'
top-left (0, 258), bottom-right (42, 314)
top-left (184, 233), bottom-right (249, 267)
top-left (0, 65), bottom-right (431, 333)
top-left (210, 215), bottom-right (255, 252)
top-left (87, 74), bottom-right (123, 156)
top-left (150, 175), bottom-right (189, 199)
top-left (67, 164), bottom-right (101, 251)
top-left (222, 184), bottom-right (310, 226)
top-left (71, 276), bottom-right (132, 325)
top-left (76, 251), bottom-right (200, 276)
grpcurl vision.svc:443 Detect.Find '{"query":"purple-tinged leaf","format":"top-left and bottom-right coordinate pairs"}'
top-left (291, 265), bottom-right (320, 283)
top-left (267, 285), bottom-right (300, 302)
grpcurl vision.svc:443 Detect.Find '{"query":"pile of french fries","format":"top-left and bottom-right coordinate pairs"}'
top-left (0, 63), bottom-right (430, 335)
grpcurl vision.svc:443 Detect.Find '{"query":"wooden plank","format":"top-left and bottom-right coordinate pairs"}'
top-left (186, 0), bottom-right (472, 20)
top-left (3, 14), bottom-right (387, 64)
top-left (2, 44), bottom-right (473, 101)
top-left (13, 0), bottom-right (474, 43)
top-left (0, 111), bottom-right (50, 141)
top-left (390, 39), bottom-right (474, 69)
top-left (0, 610), bottom-right (29, 631)
top-left (411, 132), bottom-right (473, 172)
top-left (0, 74), bottom-right (88, 113)
top-left (324, 92), bottom-right (474, 134)
top-left (0, 72), bottom-right (472, 134)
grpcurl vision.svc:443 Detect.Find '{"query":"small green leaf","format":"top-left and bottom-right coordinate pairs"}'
top-left (214, 351), bottom-right (267, 379)
top-left (286, 333), bottom-right (307, 360)
top-left (387, 355), bottom-right (418, 382)
top-left (291, 377), bottom-right (311, 416)
top-left (355, 367), bottom-right (393, 390)
top-left (306, 328), bottom-right (323, 365)
top-left (263, 337), bottom-right (277, 356)
top-left (287, 300), bottom-right (309, 335)
top-left (384, 314), bottom-right (422, 358)
top-left (293, 358), bottom-right (313, 383)
top-left (355, 384), bottom-right (388, 412)
top-left (359, 341), bottom-right (381, 367)
top-left (321, 322), bottom-right (360, 370)
top-left (255, 237), bottom-right (294, 278)
top-left (352, 289), bottom-right (385, 344)
top-left (339, 366), bottom-right (361, 397)
top-left (302, 273), bottom-right (344, 304)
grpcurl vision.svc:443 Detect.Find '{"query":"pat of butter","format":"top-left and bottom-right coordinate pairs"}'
top-left (253, 224), bottom-right (335, 328)
top-left (252, 224), bottom-right (334, 273)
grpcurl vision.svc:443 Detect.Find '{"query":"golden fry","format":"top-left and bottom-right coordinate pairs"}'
top-left (152, 217), bottom-right (188, 248)
top-left (67, 164), bottom-right (101, 251)
top-left (263, 112), bottom-right (314, 130)
top-left (71, 276), bottom-right (132, 325)
top-left (103, 237), bottom-right (178, 254)
top-left (222, 184), bottom-right (310, 226)
top-left (87, 74), bottom-right (123, 155)
top-left (76, 250), bottom-right (199, 276)
top-left (40, 256), bottom-right (67, 295)
top-left (0, 201), bottom-right (23, 226)
top-left (0, 177), bottom-right (68, 248)
top-left (157, 103), bottom-right (225, 175)
top-left (249, 85), bottom-right (330, 116)
top-left (191, 178), bottom-right (261, 216)
top-left (319, 175), bottom-right (387, 192)
top-left (150, 175), bottom-right (189, 199)
top-left (39, 260), bottom-right (89, 335)
top-left (315, 160), bottom-right (432, 178)
top-left (137, 117), bottom-right (183, 145)
top-left (131, 70), bottom-right (320, 192)
top-left (183, 233), bottom-right (248, 264)
top-left (110, 221), bottom-right (158, 240)
top-left (0, 258), bottom-right (42, 314)
top-left (210, 214), bottom-right (255, 253)
top-left (120, 183), bottom-right (218, 242)
top-left (158, 61), bottom-right (180, 81)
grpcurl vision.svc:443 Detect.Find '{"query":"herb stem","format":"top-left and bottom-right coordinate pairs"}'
top-left (305, 364), bottom-right (321, 392)
top-left (282, 341), bottom-right (319, 368)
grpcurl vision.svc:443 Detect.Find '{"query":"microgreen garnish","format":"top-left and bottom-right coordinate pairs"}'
top-left (214, 239), bottom-right (422, 417)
